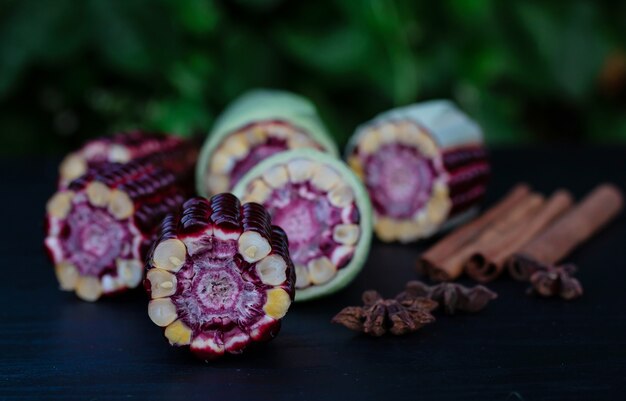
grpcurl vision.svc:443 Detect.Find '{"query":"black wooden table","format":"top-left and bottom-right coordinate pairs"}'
top-left (2, 147), bottom-right (626, 401)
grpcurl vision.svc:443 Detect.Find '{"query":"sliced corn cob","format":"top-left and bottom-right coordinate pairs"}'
top-left (145, 194), bottom-right (295, 360)
top-left (346, 100), bottom-right (490, 243)
top-left (44, 135), bottom-right (197, 301)
top-left (58, 132), bottom-right (186, 187)
top-left (233, 149), bottom-right (373, 302)
top-left (196, 89), bottom-right (339, 196)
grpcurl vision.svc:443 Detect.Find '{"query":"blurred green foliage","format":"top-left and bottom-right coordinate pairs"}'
top-left (1, 0), bottom-right (625, 155)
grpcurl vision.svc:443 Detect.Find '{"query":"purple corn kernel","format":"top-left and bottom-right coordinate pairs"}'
top-left (44, 134), bottom-right (197, 301)
top-left (203, 120), bottom-right (328, 194)
top-left (346, 101), bottom-right (490, 243)
top-left (58, 132), bottom-right (187, 187)
top-left (233, 150), bottom-right (373, 300)
top-left (145, 193), bottom-right (295, 360)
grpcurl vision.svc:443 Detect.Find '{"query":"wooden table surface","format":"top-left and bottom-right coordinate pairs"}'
top-left (2, 146), bottom-right (625, 401)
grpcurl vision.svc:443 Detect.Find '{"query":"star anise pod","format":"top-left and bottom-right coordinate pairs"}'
top-left (395, 281), bottom-right (498, 314)
top-left (331, 290), bottom-right (438, 336)
top-left (527, 264), bottom-right (583, 300)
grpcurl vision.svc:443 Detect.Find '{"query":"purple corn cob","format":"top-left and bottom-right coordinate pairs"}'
top-left (232, 149), bottom-right (374, 301)
top-left (145, 194), bottom-right (295, 360)
top-left (443, 146), bottom-right (490, 215)
top-left (346, 100), bottom-right (490, 243)
top-left (196, 90), bottom-right (340, 197)
top-left (44, 134), bottom-right (197, 301)
top-left (58, 132), bottom-right (186, 187)
top-left (201, 120), bottom-right (333, 195)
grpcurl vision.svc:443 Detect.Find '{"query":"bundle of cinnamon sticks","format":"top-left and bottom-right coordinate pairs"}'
top-left (417, 183), bottom-right (623, 289)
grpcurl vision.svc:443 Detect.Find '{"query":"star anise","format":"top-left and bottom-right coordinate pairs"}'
top-left (395, 281), bottom-right (498, 314)
top-left (527, 263), bottom-right (583, 300)
top-left (331, 290), bottom-right (438, 336)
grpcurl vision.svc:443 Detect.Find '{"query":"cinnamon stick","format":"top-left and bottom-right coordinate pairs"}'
top-left (465, 190), bottom-right (574, 282)
top-left (435, 193), bottom-right (544, 279)
top-left (418, 184), bottom-right (531, 281)
top-left (508, 184), bottom-right (623, 281)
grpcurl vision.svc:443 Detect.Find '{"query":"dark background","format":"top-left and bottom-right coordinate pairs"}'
top-left (2, 2), bottom-right (626, 400)
top-left (2, 148), bottom-right (625, 400)
top-left (1, 0), bottom-right (626, 155)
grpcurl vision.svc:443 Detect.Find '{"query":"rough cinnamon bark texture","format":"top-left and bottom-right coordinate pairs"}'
top-left (508, 184), bottom-right (623, 281)
top-left (437, 193), bottom-right (544, 276)
top-left (417, 184), bottom-right (530, 281)
top-left (465, 190), bottom-right (573, 282)
top-left (44, 135), bottom-right (197, 301)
